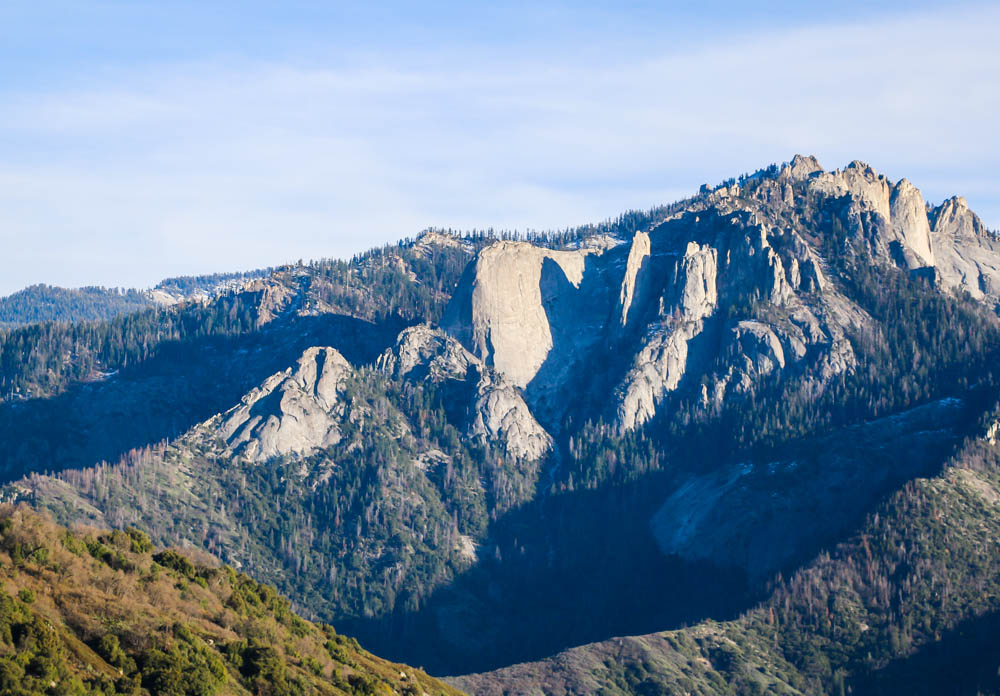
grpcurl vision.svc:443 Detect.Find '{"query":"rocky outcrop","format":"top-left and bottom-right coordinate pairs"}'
top-left (217, 347), bottom-right (353, 462)
top-left (890, 179), bottom-right (935, 268)
top-left (413, 229), bottom-right (473, 256)
top-left (720, 320), bottom-right (796, 391)
top-left (779, 153), bottom-right (824, 182)
top-left (441, 241), bottom-right (616, 423)
top-left (618, 213), bottom-right (866, 428)
top-left (806, 160), bottom-right (939, 271)
top-left (442, 242), bottom-right (590, 389)
top-left (615, 241), bottom-right (719, 430)
top-left (440, 243), bottom-right (547, 417)
top-left (470, 371), bottom-right (552, 461)
top-left (442, 175), bottom-right (875, 433)
top-left (930, 196), bottom-right (1000, 304)
top-left (802, 160), bottom-right (1000, 302)
top-left (380, 325), bottom-right (552, 461)
top-left (793, 157), bottom-right (1000, 302)
top-left (619, 230), bottom-right (652, 327)
top-left (379, 323), bottom-right (477, 383)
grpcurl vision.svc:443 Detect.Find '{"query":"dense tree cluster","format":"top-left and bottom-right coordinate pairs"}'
top-left (0, 288), bottom-right (265, 400)
top-left (0, 285), bottom-right (152, 327)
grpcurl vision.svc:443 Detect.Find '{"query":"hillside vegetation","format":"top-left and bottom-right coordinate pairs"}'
top-left (0, 505), bottom-right (462, 696)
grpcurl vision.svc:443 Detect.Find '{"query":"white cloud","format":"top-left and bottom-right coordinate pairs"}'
top-left (0, 3), bottom-right (998, 294)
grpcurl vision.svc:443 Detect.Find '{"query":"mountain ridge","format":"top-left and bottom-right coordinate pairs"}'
top-left (4, 156), bottom-right (1000, 690)
top-left (0, 270), bottom-right (277, 329)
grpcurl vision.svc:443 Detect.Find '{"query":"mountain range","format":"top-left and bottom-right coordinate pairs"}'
top-left (4, 155), bottom-right (1000, 694)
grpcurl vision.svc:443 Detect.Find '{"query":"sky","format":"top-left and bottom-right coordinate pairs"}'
top-left (1, 1), bottom-right (998, 296)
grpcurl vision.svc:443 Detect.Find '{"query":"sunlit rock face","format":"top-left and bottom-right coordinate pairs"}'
top-left (218, 346), bottom-right (352, 462)
top-left (930, 195), bottom-right (1000, 304)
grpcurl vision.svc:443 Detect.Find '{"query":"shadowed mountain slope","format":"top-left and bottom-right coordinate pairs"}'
top-left (451, 423), bottom-right (1000, 695)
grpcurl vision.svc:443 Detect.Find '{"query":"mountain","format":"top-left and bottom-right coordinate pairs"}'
top-left (0, 504), bottom-right (461, 696)
top-left (4, 156), bottom-right (1000, 690)
top-left (0, 270), bottom-right (273, 329)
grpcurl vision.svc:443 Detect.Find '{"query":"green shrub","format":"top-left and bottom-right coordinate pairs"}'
top-left (139, 640), bottom-right (226, 696)
top-left (0, 658), bottom-right (25, 692)
top-left (126, 527), bottom-right (153, 553)
top-left (153, 550), bottom-right (196, 579)
top-left (240, 643), bottom-right (288, 695)
top-left (96, 633), bottom-right (129, 671)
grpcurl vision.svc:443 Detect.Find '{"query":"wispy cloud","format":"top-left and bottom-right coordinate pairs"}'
top-left (0, 3), bottom-right (997, 294)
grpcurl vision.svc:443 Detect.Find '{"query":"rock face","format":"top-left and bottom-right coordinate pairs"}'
top-left (442, 197), bottom-right (864, 433)
top-left (441, 241), bottom-right (615, 423)
top-left (802, 159), bottom-right (1000, 299)
top-left (214, 321), bottom-right (554, 465)
top-left (890, 179), bottom-right (935, 268)
top-left (610, 207), bottom-right (871, 431)
top-left (441, 212), bottom-right (855, 433)
top-left (615, 240), bottom-right (719, 430)
top-left (440, 242), bottom-right (611, 389)
top-left (470, 370), bottom-right (552, 461)
top-left (379, 325), bottom-right (552, 461)
top-left (217, 347), bottom-right (353, 462)
top-left (440, 155), bottom-right (998, 434)
top-left (379, 323), bottom-right (478, 383)
top-left (808, 161), bottom-right (939, 271)
top-left (619, 230), bottom-right (651, 327)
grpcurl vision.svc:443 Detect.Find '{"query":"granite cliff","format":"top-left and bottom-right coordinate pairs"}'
top-left (439, 155), bottom-right (997, 436)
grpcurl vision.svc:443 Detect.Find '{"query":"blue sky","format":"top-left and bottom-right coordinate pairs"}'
top-left (1, 1), bottom-right (998, 295)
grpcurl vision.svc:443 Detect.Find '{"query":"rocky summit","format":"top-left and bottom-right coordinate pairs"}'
top-left (439, 154), bottom-right (992, 435)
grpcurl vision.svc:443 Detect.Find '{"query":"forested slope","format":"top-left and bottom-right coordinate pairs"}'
top-left (0, 285), bottom-right (152, 328)
top-left (452, 427), bottom-right (1000, 695)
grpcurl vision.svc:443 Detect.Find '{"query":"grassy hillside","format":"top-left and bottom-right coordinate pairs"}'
top-left (0, 504), bottom-right (463, 696)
